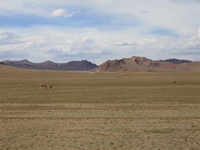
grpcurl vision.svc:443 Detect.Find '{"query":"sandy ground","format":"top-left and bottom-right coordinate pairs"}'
top-left (0, 103), bottom-right (200, 150)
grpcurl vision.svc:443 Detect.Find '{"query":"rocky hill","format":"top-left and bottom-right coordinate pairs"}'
top-left (2, 59), bottom-right (98, 71)
top-left (95, 56), bottom-right (200, 72)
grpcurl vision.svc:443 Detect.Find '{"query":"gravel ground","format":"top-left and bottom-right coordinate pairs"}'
top-left (0, 103), bottom-right (200, 150)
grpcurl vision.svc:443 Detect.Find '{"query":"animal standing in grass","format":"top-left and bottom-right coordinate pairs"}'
top-left (40, 84), bottom-right (47, 89)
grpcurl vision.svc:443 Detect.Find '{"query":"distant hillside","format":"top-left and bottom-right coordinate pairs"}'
top-left (0, 62), bottom-right (6, 65)
top-left (95, 56), bottom-right (200, 72)
top-left (2, 57), bottom-right (199, 72)
top-left (3, 59), bottom-right (98, 71)
top-left (160, 58), bottom-right (192, 64)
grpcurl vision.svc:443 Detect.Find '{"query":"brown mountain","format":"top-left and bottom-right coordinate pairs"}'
top-left (3, 59), bottom-right (98, 71)
top-left (95, 56), bottom-right (200, 72)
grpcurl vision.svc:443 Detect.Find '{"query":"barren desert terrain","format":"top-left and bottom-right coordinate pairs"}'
top-left (0, 67), bottom-right (200, 149)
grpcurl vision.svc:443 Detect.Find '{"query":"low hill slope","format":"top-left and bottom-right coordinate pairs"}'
top-left (95, 56), bottom-right (200, 72)
top-left (0, 63), bottom-right (30, 78)
top-left (0, 63), bottom-right (92, 78)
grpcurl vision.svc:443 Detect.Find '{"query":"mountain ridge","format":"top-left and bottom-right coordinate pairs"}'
top-left (1, 56), bottom-right (199, 72)
top-left (95, 56), bottom-right (200, 72)
top-left (160, 58), bottom-right (192, 64)
top-left (2, 60), bottom-right (98, 71)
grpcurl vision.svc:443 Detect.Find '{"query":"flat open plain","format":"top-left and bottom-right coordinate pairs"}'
top-left (0, 68), bottom-right (200, 149)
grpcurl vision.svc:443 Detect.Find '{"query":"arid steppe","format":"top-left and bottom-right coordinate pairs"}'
top-left (0, 66), bottom-right (200, 149)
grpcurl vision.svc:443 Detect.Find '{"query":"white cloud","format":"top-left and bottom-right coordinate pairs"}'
top-left (50, 9), bottom-right (66, 17)
top-left (50, 9), bottom-right (80, 17)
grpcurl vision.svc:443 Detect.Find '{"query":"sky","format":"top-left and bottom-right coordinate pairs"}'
top-left (0, 0), bottom-right (200, 65)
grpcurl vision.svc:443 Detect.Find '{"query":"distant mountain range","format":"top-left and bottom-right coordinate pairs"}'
top-left (1, 57), bottom-right (198, 72)
top-left (95, 56), bottom-right (200, 72)
top-left (2, 59), bottom-right (98, 71)
top-left (160, 58), bottom-right (192, 64)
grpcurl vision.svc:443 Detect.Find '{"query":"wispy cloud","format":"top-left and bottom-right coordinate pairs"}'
top-left (115, 42), bottom-right (138, 47)
top-left (50, 9), bottom-right (80, 17)
top-left (0, 32), bottom-right (20, 45)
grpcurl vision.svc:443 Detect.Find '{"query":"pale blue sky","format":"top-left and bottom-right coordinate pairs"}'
top-left (0, 0), bottom-right (200, 64)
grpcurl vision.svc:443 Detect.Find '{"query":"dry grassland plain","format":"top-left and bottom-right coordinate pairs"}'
top-left (0, 67), bottom-right (200, 149)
